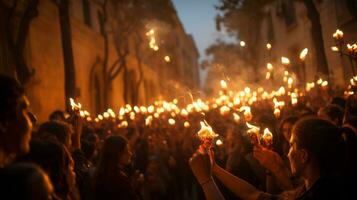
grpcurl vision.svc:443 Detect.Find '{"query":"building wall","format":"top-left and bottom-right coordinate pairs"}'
top-left (257, 0), bottom-right (357, 86)
top-left (0, 0), bottom-right (200, 122)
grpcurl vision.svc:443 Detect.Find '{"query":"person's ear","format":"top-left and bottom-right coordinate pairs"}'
top-left (299, 149), bottom-right (309, 164)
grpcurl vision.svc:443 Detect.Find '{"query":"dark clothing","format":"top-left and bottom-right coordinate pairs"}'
top-left (93, 167), bottom-right (140, 200)
top-left (258, 176), bottom-right (356, 200)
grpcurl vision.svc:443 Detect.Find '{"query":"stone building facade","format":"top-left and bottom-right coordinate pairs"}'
top-left (0, 0), bottom-right (200, 121)
top-left (255, 0), bottom-right (357, 86)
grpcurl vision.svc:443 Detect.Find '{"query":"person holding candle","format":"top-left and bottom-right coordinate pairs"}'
top-left (189, 117), bottom-right (356, 200)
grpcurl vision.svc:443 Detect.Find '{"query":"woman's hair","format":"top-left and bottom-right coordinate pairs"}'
top-left (37, 120), bottom-right (72, 145)
top-left (96, 135), bottom-right (128, 173)
top-left (21, 139), bottom-right (73, 199)
top-left (0, 163), bottom-right (52, 200)
top-left (318, 104), bottom-right (344, 126)
top-left (0, 75), bottom-right (24, 122)
top-left (292, 117), bottom-right (346, 175)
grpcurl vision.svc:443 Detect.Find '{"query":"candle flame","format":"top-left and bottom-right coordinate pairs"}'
top-left (267, 63), bottom-right (273, 71)
top-left (266, 43), bottom-right (272, 50)
top-left (299, 48), bottom-right (308, 60)
top-left (233, 113), bottom-right (240, 122)
top-left (240, 41), bottom-right (246, 47)
top-left (333, 29), bottom-right (344, 39)
top-left (184, 121), bottom-right (190, 128)
top-left (145, 116), bottom-right (153, 126)
top-left (281, 57), bottom-right (290, 65)
top-left (216, 139), bottom-right (223, 146)
top-left (220, 80), bottom-right (227, 89)
top-left (198, 121), bottom-right (218, 139)
top-left (331, 46), bottom-right (339, 52)
top-left (168, 118), bottom-right (176, 125)
top-left (164, 55), bottom-right (171, 62)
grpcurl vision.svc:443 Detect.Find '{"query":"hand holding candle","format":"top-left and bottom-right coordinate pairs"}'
top-left (197, 121), bottom-right (218, 152)
top-left (246, 122), bottom-right (260, 145)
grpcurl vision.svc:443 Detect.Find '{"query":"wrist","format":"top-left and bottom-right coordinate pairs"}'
top-left (200, 177), bottom-right (213, 186)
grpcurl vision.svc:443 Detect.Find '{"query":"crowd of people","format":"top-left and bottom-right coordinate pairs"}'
top-left (1, 72), bottom-right (357, 200)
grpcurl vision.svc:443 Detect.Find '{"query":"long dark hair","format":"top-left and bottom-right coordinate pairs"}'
top-left (292, 117), bottom-right (346, 176)
top-left (21, 139), bottom-right (76, 199)
top-left (95, 135), bottom-right (128, 176)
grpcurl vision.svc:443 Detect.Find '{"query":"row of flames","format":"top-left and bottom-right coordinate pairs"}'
top-left (68, 29), bottom-right (356, 148)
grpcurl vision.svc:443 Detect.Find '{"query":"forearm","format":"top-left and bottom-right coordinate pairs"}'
top-left (213, 164), bottom-right (261, 200)
top-left (270, 163), bottom-right (293, 190)
top-left (201, 178), bottom-right (226, 200)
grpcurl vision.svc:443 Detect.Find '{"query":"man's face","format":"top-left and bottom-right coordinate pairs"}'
top-left (5, 95), bottom-right (33, 154)
top-left (287, 133), bottom-right (306, 176)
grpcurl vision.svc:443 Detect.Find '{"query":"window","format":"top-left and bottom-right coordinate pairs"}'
top-left (82, 0), bottom-right (92, 27)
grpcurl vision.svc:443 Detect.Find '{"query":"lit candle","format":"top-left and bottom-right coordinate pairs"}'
top-left (262, 128), bottom-right (273, 148)
top-left (331, 46), bottom-right (339, 52)
top-left (246, 122), bottom-right (260, 145)
top-left (164, 56), bottom-right (171, 62)
top-left (240, 41), bottom-right (246, 47)
top-left (333, 29), bottom-right (344, 40)
top-left (145, 116), bottom-right (153, 126)
top-left (197, 121), bottom-right (218, 140)
top-left (266, 43), bottom-right (272, 50)
top-left (216, 139), bottom-right (223, 146)
top-left (168, 118), bottom-right (176, 125)
top-left (69, 98), bottom-right (82, 111)
top-left (281, 57), bottom-right (290, 65)
top-left (220, 80), bottom-right (227, 89)
top-left (299, 48), bottom-right (308, 61)
top-left (233, 113), bottom-right (240, 123)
